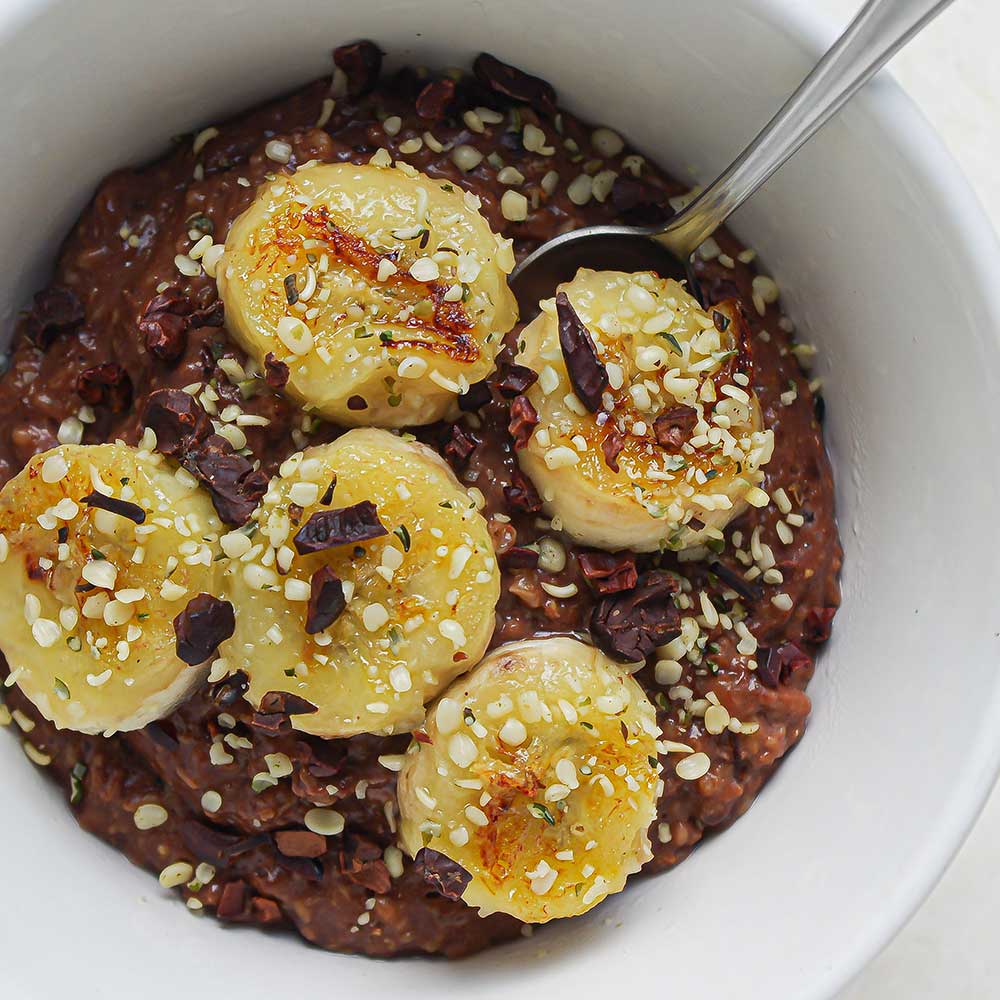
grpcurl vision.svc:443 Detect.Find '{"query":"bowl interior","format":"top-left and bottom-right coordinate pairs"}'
top-left (2, 1), bottom-right (1000, 998)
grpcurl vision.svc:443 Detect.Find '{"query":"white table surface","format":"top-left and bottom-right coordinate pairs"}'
top-left (806, 1), bottom-right (1000, 997)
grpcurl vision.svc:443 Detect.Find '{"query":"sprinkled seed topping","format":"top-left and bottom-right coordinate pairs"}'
top-left (675, 752), bottom-right (711, 781)
top-left (159, 861), bottom-right (194, 888)
top-left (304, 808), bottom-right (345, 836)
top-left (500, 190), bottom-right (528, 222)
top-left (134, 803), bottom-right (169, 830)
top-left (201, 790), bottom-right (223, 813)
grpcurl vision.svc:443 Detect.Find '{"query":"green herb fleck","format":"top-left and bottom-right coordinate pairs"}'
top-left (394, 525), bottom-right (411, 551)
top-left (251, 772), bottom-right (279, 794)
top-left (661, 333), bottom-right (683, 354)
top-left (528, 802), bottom-right (556, 826)
top-left (69, 761), bottom-right (87, 805)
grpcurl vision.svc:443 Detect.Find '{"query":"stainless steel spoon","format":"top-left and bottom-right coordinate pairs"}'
top-left (510, 0), bottom-right (956, 316)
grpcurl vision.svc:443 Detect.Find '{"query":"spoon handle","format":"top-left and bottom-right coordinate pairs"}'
top-left (659, 0), bottom-right (956, 258)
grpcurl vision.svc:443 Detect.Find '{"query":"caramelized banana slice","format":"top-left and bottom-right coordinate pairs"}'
top-left (0, 443), bottom-right (225, 734)
top-left (515, 269), bottom-right (774, 551)
top-left (221, 428), bottom-right (500, 737)
top-left (216, 162), bottom-right (518, 426)
top-left (397, 637), bottom-right (661, 922)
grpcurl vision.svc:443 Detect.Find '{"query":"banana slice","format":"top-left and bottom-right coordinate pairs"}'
top-left (0, 442), bottom-right (226, 734)
top-left (515, 269), bottom-right (774, 552)
top-left (221, 428), bottom-right (500, 738)
top-left (397, 637), bottom-right (661, 923)
top-left (216, 161), bottom-right (518, 427)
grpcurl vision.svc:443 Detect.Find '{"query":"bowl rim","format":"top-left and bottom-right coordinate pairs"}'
top-left (754, 1), bottom-right (1000, 995)
top-left (0, 0), bottom-right (999, 996)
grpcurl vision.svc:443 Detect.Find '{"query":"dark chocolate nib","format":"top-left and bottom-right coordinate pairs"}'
top-left (556, 291), bottom-right (608, 412)
top-left (416, 848), bottom-right (472, 902)
top-left (473, 53), bottom-right (556, 114)
top-left (306, 566), bottom-right (347, 634)
top-left (80, 491), bottom-right (146, 525)
top-left (173, 593), bottom-right (235, 666)
top-left (590, 570), bottom-right (681, 662)
top-left (293, 501), bottom-right (387, 555)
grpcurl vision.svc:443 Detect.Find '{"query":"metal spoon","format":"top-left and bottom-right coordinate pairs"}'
top-left (510, 0), bottom-right (956, 316)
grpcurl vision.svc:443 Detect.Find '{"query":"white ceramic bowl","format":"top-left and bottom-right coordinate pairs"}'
top-left (2, 0), bottom-right (999, 997)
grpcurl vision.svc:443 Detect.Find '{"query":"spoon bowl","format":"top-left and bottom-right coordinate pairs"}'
top-left (509, 0), bottom-right (954, 318)
top-left (509, 227), bottom-right (688, 319)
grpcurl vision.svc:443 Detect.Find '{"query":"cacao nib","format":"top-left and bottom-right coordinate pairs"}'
top-left (216, 881), bottom-right (248, 920)
top-left (80, 491), bottom-right (146, 524)
top-left (757, 642), bottom-right (812, 688)
top-left (143, 721), bottom-right (179, 752)
top-left (173, 593), bottom-right (235, 665)
top-left (23, 286), bottom-right (85, 349)
top-left (473, 53), bottom-right (556, 114)
top-left (275, 830), bottom-right (327, 859)
top-left (590, 569), bottom-right (681, 662)
top-left (280, 856), bottom-right (325, 882)
top-left (141, 388), bottom-right (212, 456)
top-left (653, 406), bottom-right (697, 449)
top-left (333, 40), bottom-right (383, 96)
top-left (293, 501), bottom-right (387, 555)
top-left (501, 546), bottom-right (540, 568)
top-left (578, 551), bottom-right (638, 594)
top-left (258, 691), bottom-right (319, 716)
top-left (457, 378), bottom-right (492, 412)
top-left (508, 394), bottom-right (538, 449)
top-left (211, 670), bottom-right (249, 707)
top-left (251, 712), bottom-right (292, 736)
top-left (503, 467), bottom-right (543, 513)
top-left (76, 363), bottom-right (133, 412)
top-left (191, 299), bottom-right (225, 329)
top-left (804, 606), bottom-right (837, 643)
top-left (180, 822), bottom-right (269, 867)
top-left (185, 438), bottom-right (268, 526)
top-left (264, 352), bottom-right (290, 389)
top-left (556, 291), bottom-right (608, 412)
top-left (709, 560), bottom-right (760, 603)
top-left (495, 363), bottom-right (538, 398)
top-left (139, 289), bottom-right (192, 362)
top-left (142, 287), bottom-right (190, 318)
top-left (601, 428), bottom-right (625, 472)
top-left (340, 837), bottom-right (393, 894)
top-left (415, 77), bottom-right (456, 119)
top-left (142, 310), bottom-right (187, 361)
top-left (610, 176), bottom-right (673, 227)
top-left (443, 423), bottom-right (478, 468)
top-left (689, 258), bottom-right (741, 306)
top-left (416, 847), bottom-right (472, 901)
top-left (305, 566), bottom-right (346, 634)
top-left (320, 475), bottom-right (337, 506)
